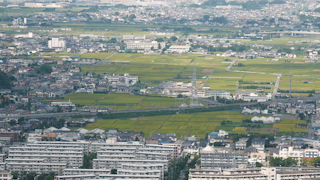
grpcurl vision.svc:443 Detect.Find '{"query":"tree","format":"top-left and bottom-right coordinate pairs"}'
top-left (213, 142), bottom-right (224, 147)
top-left (170, 36), bottom-right (178, 41)
top-left (177, 94), bottom-right (183, 98)
top-left (128, 14), bottom-right (136, 21)
top-left (270, 157), bottom-right (297, 167)
top-left (314, 157), bottom-right (320, 167)
top-left (203, 15), bottom-right (210, 22)
top-left (299, 113), bottom-right (306, 120)
top-left (36, 64), bottom-right (53, 74)
top-left (0, 71), bottom-right (16, 89)
top-left (111, 169), bottom-right (117, 174)
top-left (12, 172), bottom-right (19, 179)
top-left (155, 37), bottom-right (164, 42)
top-left (18, 117), bottom-right (25, 125)
top-left (9, 120), bottom-right (16, 126)
top-left (26, 172), bottom-right (37, 180)
top-left (47, 175), bottom-right (54, 180)
top-left (256, 162), bottom-right (263, 167)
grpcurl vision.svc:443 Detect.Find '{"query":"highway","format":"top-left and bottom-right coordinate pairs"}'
top-left (0, 112), bottom-right (96, 119)
top-left (258, 31), bottom-right (320, 35)
top-left (0, 102), bottom-right (259, 119)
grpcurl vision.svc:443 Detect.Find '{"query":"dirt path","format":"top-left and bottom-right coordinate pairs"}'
top-left (89, 93), bottom-right (110, 107)
top-left (154, 115), bottom-right (172, 134)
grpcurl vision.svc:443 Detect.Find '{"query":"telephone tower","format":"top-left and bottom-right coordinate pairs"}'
top-left (190, 62), bottom-right (199, 106)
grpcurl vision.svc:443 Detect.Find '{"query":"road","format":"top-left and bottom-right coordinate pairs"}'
top-left (0, 112), bottom-right (96, 119)
top-left (199, 71), bottom-right (215, 89)
top-left (226, 59), bottom-right (239, 71)
top-left (273, 74), bottom-right (282, 99)
top-left (103, 52), bottom-right (118, 61)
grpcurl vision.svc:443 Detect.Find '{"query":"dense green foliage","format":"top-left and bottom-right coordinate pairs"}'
top-left (81, 153), bottom-right (97, 169)
top-left (270, 157), bottom-right (297, 167)
top-left (171, 156), bottom-right (189, 180)
top-left (36, 64), bottom-right (53, 74)
top-left (0, 71), bottom-right (16, 89)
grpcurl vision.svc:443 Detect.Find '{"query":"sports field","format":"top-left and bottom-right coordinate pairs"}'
top-left (85, 111), bottom-right (307, 139)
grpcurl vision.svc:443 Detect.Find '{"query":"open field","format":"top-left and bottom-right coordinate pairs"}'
top-left (95, 94), bottom-right (186, 110)
top-left (39, 52), bottom-right (320, 95)
top-left (62, 93), bottom-right (106, 106)
top-left (77, 53), bottom-right (316, 94)
top-left (85, 110), bottom-right (307, 139)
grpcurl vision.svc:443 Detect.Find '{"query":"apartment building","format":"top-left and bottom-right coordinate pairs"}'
top-left (189, 165), bottom-right (320, 180)
top-left (126, 41), bottom-right (165, 50)
top-left (200, 146), bottom-right (248, 169)
top-left (136, 152), bottom-right (171, 162)
top-left (93, 159), bottom-right (169, 171)
top-left (63, 169), bottom-right (111, 176)
top-left (55, 174), bottom-right (96, 180)
top-left (272, 147), bottom-right (304, 162)
top-left (27, 143), bottom-right (87, 153)
top-left (8, 144), bottom-right (85, 167)
top-left (5, 158), bottom-right (45, 164)
top-left (90, 141), bottom-right (143, 152)
top-left (34, 141), bottom-right (90, 153)
top-left (7, 163), bottom-right (66, 174)
top-left (145, 144), bottom-right (178, 158)
top-left (0, 172), bottom-right (12, 180)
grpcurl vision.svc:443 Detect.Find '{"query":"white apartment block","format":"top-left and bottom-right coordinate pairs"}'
top-left (7, 163), bottom-right (66, 174)
top-left (99, 173), bottom-right (162, 180)
top-left (166, 45), bottom-right (190, 54)
top-left (126, 41), bottom-right (165, 50)
top-left (97, 154), bottom-right (136, 160)
top-left (93, 159), bottom-right (169, 171)
top-left (272, 147), bottom-right (304, 162)
top-left (189, 167), bottom-right (320, 180)
top-left (0, 163), bottom-right (5, 171)
top-left (0, 172), bottom-right (12, 180)
top-left (145, 144), bottom-right (178, 158)
top-left (90, 141), bottom-right (143, 152)
top-left (32, 141), bottom-right (90, 153)
top-left (55, 174), bottom-right (96, 180)
top-left (136, 152), bottom-right (171, 162)
top-left (48, 38), bottom-right (66, 49)
top-left (305, 148), bottom-right (319, 158)
top-left (97, 150), bottom-right (135, 156)
top-left (5, 158), bottom-right (44, 164)
top-left (8, 145), bottom-right (84, 167)
top-left (63, 168), bottom-right (111, 176)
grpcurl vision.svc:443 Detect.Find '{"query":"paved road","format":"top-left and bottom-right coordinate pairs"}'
top-left (273, 74), bottom-right (282, 99)
top-left (226, 59), bottom-right (239, 71)
top-left (0, 112), bottom-right (96, 119)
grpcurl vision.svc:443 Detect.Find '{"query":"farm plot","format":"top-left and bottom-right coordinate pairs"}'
top-left (62, 93), bottom-right (106, 106)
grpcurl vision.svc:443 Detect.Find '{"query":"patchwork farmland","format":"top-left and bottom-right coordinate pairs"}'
top-left (85, 111), bottom-right (307, 139)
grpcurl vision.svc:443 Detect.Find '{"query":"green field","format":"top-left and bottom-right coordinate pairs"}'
top-left (62, 93), bottom-right (106, 106)
top-left (96, 93), bottom-right (186, 111)
top-left (85, 110), bottom-right (307, 139)
top-left (75, 54), bottom-right (300, 94)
